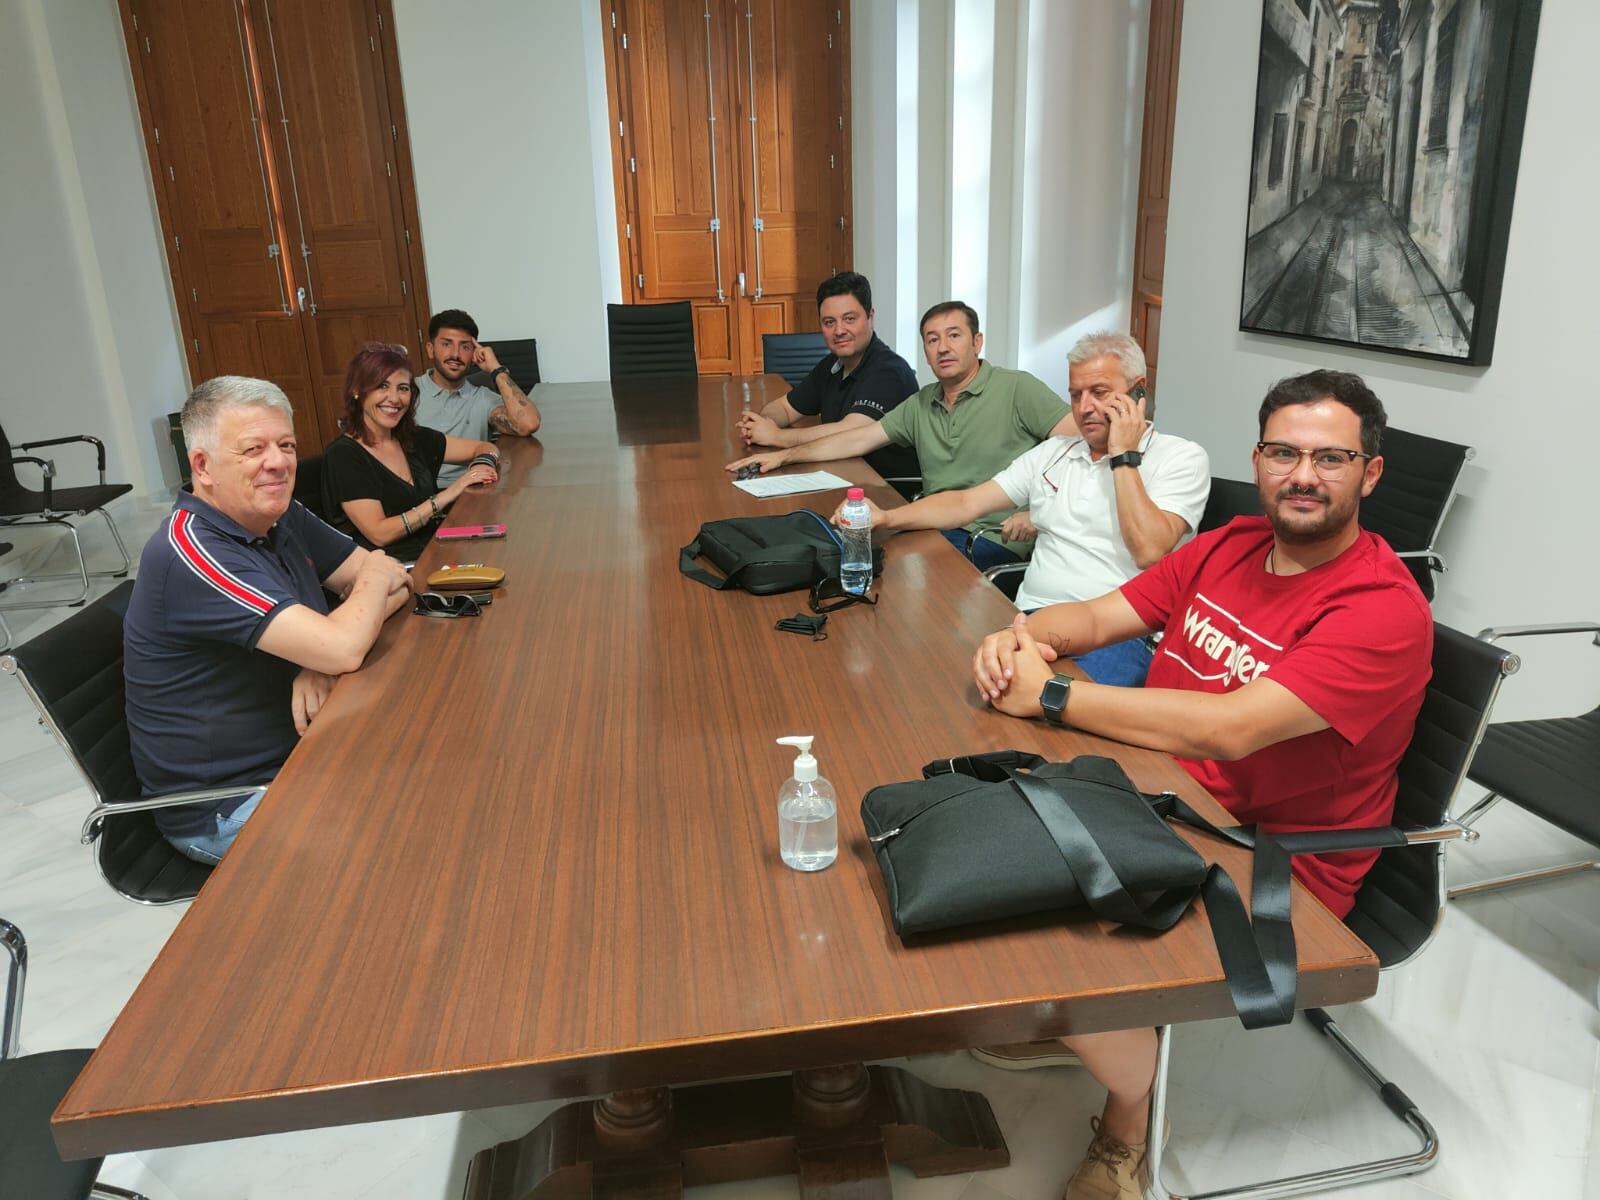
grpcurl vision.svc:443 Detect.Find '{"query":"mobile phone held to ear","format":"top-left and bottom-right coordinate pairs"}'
top-left (436, 524), bottom-right (506, 541)
top-left (1129, 383), bottom-right (1149, 405)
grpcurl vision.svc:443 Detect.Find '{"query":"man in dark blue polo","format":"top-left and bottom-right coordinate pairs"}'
top-left (737, 271), bottom-right (920, 490)
top-left (125, 376), bottom-right (412, 864)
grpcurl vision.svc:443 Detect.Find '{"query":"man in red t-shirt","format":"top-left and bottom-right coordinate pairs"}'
top-left (968, 369), bottom-right (1432, 1200)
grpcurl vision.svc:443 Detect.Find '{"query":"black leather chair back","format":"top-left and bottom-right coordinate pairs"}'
top-left (1344, 624), bottom-right (1515, 968)
top-left (294, 452), bottom-right (328, 522)
top-left (3, 581), bottom-right (210, 903)
top-left (1363, 426), bottom-right (1471, 600)
top-left (761, 331), bottom-right (828, 387)
top-left (0, 424), bottom-right (21, 499)
top-left (607, 302), bottom-right (697, 380)
top-left (1197, 477), bottom-right (1263, 534)
top-left (467, 337), bottom-right (541, 392)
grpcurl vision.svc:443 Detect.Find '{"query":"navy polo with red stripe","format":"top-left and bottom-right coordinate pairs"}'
top-left (124, 491), bottom-right (357, 833)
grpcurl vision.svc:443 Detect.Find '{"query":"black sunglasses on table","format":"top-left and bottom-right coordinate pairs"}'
top-left (413, 591), bottom-right (491, 618)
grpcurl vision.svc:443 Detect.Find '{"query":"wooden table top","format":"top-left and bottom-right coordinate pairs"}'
top-left (54, 377), bottom-right (1377, 1158)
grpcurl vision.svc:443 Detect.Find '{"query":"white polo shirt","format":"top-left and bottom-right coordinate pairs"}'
top-left (991, 428), bottom-right (1211, 612)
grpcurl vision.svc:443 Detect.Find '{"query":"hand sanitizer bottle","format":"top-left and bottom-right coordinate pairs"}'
top-left (776, 735), bottom-right (837, 872)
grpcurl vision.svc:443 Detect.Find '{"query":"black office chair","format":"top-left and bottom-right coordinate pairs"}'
top-left (466, 337), bottom-right (541, 392)
top-left (1363, 426), bottom-right (1473, 601)
top-left (0, 541), bottom-right (13, 652)
top-left (1, 919), bottom-right (148, 1200)
top-left (1196, 476), bottom-right (1263, 533)
top-left (606, 302), bottom-right (698, 380)
top-left (0, 581), bottom-right (234, 906)
top-left (0, 424), bottom-right (132, 610)
top-left (1447, 620), bottom-right (1600, 899)
top-left (760, 331), bottom-right (828, 387)
top-left (1145, 624), bottom-right (1519, 1199)
top-left (293, 452), bottom-right (329, 523)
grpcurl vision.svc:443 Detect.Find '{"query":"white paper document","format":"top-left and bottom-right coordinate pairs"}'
top-left (732, 470), bottom-right (854, 499)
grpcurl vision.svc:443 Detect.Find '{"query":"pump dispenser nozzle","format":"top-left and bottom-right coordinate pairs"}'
top-left (776, 735), bottom-right (818, 782)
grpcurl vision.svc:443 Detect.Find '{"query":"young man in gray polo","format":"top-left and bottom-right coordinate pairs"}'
top-left (727, 300), bottom-right (1075, 569)
top-left (414, 308), bottom-right (541, 485)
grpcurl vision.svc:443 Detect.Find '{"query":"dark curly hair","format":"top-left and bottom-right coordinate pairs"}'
top-left (1258, 369), bottom-right (1386, 457)
top-left (341, 343), bottom-right (418, 448)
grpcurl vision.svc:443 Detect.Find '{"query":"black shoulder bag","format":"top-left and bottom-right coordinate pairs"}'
top-left (860, 751), bottom-right (1406, 1029)
top-left (679, 509), bottom-right (883, 596)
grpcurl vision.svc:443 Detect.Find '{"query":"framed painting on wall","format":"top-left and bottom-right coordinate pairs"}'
top-left (1239, 0), bottom-right (1542, 365)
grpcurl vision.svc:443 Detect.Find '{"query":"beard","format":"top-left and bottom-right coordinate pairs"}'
top-left (434, 357), bottom-right (469, 381)
top-left (1263, 480), bottom-right (1360, 545)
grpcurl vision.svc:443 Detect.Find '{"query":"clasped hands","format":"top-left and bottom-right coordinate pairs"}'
top-left (736, 410), bottom-right (783, 448)
top-left (973, 613), bottom-right (1068, 719)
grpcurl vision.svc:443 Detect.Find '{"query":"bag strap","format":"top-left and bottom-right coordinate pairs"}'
top-left (921, 749), bottom-right (1048, 780)
top-left (678, 538), bottom-right (735, 590)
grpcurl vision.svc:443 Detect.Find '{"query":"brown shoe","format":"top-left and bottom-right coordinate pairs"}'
top-left (969, 1040), bottom-right (1082, 1070)
top-left (1062, 1116), bottom-right (1148, 1200)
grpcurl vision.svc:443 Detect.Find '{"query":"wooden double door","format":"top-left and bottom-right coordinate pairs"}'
top-left (121, 0), bottom-right (430, 450)
top-left (603, 0), bottom-right (852, 375)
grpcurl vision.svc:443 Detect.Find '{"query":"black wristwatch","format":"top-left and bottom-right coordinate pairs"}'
top-left (1108, 450), bottom-right (1144, 470)
top-left (488, 366), bottom-right (509, 383)
top-left (1040, 673), bottom-right (1073, 725)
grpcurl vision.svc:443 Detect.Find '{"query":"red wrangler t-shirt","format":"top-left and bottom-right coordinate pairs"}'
top-left (1119, 516), bottom-right (1432, 917)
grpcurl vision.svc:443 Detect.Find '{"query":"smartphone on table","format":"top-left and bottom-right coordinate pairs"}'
top-left (436, 524), bottom-right (506, 541)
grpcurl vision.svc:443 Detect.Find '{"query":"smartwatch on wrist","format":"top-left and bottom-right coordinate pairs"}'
top-left (1108, 450), bottom-right (1144, 470)
top-left (1040, 673), bottom-right (1073, 725)
top-left (488, 366), bottom-right (509, 383)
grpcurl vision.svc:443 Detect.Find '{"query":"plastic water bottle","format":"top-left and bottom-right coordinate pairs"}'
top-left (837, 487), bottom-right (874, 595)
top-left (776, 736), bottom-right (837, 872)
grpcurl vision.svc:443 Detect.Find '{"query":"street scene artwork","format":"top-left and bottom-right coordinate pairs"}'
top-left (1240, 0), bottom-right (1541, 364)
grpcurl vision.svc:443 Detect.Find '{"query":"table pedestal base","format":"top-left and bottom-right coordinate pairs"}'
top-left (462, 1064), bottom-right (1008, 1199)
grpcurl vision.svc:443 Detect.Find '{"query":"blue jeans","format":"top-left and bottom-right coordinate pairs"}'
top-left (1074, 637), bottom-right (1155, 687)
top-left (939, 527), bottom-right (1024, 572)
top-left (161, 786), bottom-right (266, 865)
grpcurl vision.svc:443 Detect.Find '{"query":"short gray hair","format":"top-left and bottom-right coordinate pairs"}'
top-left (182, 376), bottom-right (295, 454)
top-left (1066, 331), bottom-right (1147, 384)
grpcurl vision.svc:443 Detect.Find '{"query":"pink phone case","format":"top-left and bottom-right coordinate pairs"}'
top-left (436, 524), bottom-right (506, 540)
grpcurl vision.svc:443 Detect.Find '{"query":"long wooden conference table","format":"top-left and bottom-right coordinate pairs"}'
top-left (54, 377), bottom-right (1378, 1196)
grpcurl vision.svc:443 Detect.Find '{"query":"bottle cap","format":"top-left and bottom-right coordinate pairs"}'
top-left (846, 487), bottom-right (865, 501)
top-left (776, 735), bottom-right (818, 782)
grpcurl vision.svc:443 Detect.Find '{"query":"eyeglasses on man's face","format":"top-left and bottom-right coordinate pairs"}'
top-left (1256, 441), bottom-right (1372, 479)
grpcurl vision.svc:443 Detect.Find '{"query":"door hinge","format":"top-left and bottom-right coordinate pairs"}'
top-left (626, 222), bottom-right (633, 238)
top-left (391, 123), bottom-right (397, 142)
top-left (610, 10), bottom-right (616, 29)
top-left (377, 11), bottom-right (383, 30)
top-left (829, 154), bottom-right (835, 169)
top-left (153, 126), bottom-right (160, 144)
top-left (837, 9), bottom-right (842, 24)
top-left (622, 32), bottom-right (628, 49)
top-left (404, 228), bottom-right (412, 244)
top-left (838, 216), bottom-right (846, 231)
top-left (629, 156), bottom-right (636, 173)
top-left (618, 119), bottom-right (625, 139)
top-left (637, 272), bottom-right (645, 289)
top-left (168, 164), bottom-right (175, 180)
top-left (190, 287), bottom-right (198, 303)
top-left (401, 279), bottom-right (408, 295)
top-left (144, 35), bottom-right (151, 53)
top-left (827, 32), bottom-right (833, 48)
top-left (369, 35), bottom-right (376, 52)
top-left (385, 160), bottom-right (393, 177)
top-left (173, 235), bottom-right (181, 252)
top-left (131, 12), bottom-right (138, 30)
top-left (192, 337), bottom-right (200, 353)
top-left (837, 115), bottom-right (843, 130)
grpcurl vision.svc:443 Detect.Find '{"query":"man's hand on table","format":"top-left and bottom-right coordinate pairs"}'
top-left (290, 668), bottom-right (337, 735)
top-left (974, 614), bottom-right (1062, 717)
top-left (726, 448), bottom-right (790, 475)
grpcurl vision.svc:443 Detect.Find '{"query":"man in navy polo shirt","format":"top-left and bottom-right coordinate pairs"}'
top-left (737, 271), bottom-right (920, 490)
top-left (125, 376), bottom-right (413, 864)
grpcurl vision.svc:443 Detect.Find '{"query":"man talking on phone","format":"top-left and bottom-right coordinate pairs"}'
top-left (827, 332), bottom-right (1209, 685)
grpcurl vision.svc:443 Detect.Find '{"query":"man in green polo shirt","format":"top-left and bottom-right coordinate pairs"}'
top-left (727, 300), bottom-right (1073, 568)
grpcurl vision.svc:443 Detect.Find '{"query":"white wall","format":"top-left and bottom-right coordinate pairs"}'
top-left (390, 0), bottom-right (619, 382)
top-left (851, 0), bottom-right (1148, 394)
top-left (1159, 0), bottom-right (1600, 719)
top-left (0, 0), bottom-right (187, 499)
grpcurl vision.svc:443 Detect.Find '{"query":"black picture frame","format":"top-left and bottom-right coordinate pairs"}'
top-left (1238, 0), bottom-right (1542, 366)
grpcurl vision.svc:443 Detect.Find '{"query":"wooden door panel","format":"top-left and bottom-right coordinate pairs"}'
top-left (193, 317), bottom-right (322, 450)
top-left (1130, 0), bottom-right (1183, 397)
top-left (259, 0), bottom-right (408, 314)
top-left (135, 0), bottom-right (289, 315)
top-left (693, 303), bottom-right (736, 373)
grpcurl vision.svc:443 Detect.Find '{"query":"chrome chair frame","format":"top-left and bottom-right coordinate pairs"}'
top-left (1, 435), bottom-right (133, 610)
top-left (1448, 621), bottom-right (1600, 900)
top-left (1144, 641), bottom-right (1518, 1200)
top-left (2, 919), bottom-right (149, 1200)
